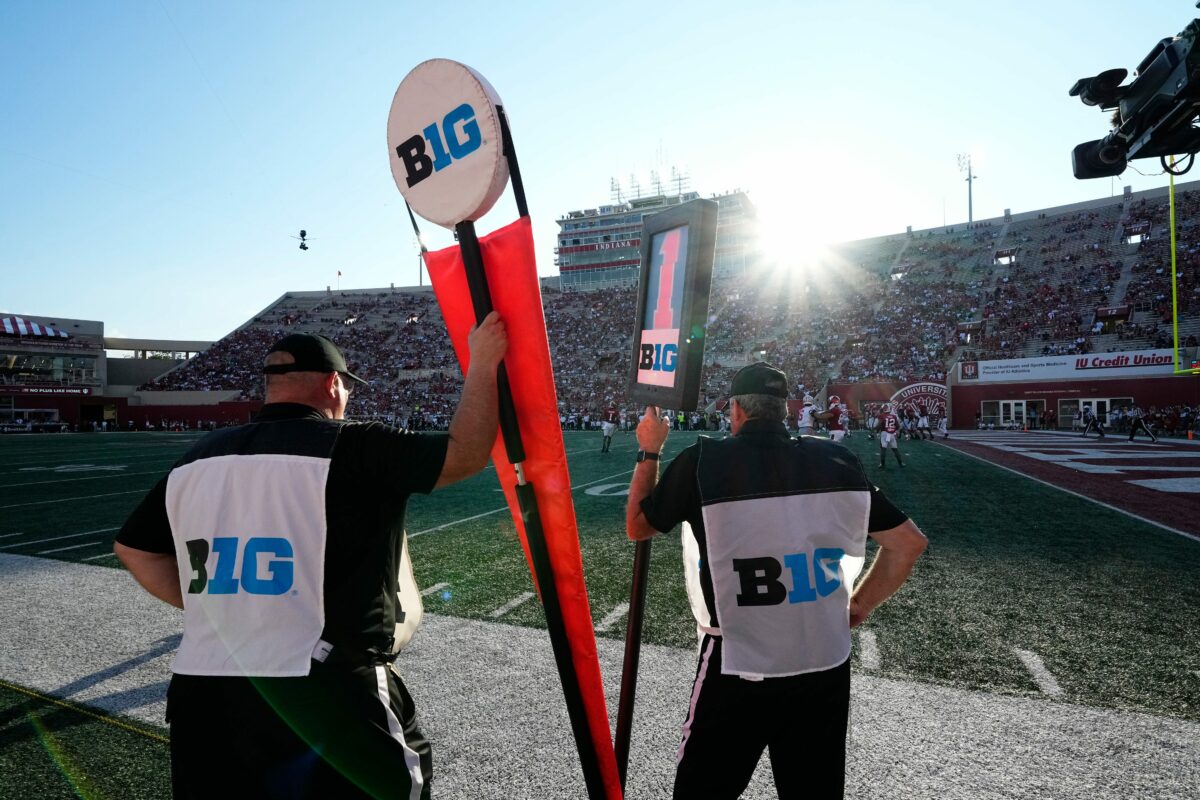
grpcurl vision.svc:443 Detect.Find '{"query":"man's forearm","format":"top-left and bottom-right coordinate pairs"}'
top-left (448, 361), bottom-right (500, 472)
top-left (625, 460), bottom-right (659, 541)
top-left (114, 543), bottom-right (184, 609)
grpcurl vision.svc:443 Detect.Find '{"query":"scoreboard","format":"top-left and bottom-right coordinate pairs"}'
top-left (627, 198), bottom-right (717, 411)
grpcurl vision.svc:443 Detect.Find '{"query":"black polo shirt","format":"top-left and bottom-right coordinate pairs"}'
top-left (117, 403), bottom-right (448, 653)
top-left (640, 420), bottom-right (908, 631)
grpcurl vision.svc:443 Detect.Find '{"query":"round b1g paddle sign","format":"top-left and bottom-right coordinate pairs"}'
top-left (387, 59), bottom-right (509, 229)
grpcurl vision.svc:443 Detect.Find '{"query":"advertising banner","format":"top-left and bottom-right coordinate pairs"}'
top-left (958, 349), bottom-right (1176, 383)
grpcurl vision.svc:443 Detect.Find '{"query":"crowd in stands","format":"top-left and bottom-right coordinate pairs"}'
top-left (124, 188), bottom-right (1200, 428)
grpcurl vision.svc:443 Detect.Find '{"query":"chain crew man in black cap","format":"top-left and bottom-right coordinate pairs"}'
top-left (115, 316), bottom-right (506, 800)
top-left (625, 362), bottom-right (927, 799)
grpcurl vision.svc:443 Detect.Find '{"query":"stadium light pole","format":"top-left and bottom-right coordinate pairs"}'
top-left (958, 153), bottom-right (977, 224)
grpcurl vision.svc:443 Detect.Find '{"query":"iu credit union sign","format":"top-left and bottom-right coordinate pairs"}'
top-left (958, 349), bottom-right (1176, 382)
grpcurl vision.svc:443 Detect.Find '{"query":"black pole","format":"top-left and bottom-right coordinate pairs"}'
top-left (614, 537), bottom-right (652, 788)
top-left (496, 106), bottom-right (528, 219)
top-left (453, 219), bottom-right (607, 800)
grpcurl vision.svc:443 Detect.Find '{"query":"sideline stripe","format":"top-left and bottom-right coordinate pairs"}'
top-left (489, 591), bottom-right (535, 618)
top-left (409, 467), bottom-right (643, 538)
top-left (7, 469), bottom-right (166, 488)
top-left (37, 541), bottom-right (99, 555)
top-left (1014, 648), bottom-right (1063, 696)
top-left (934, 441), bottom-right (1199, 543)
top-left (2, 528), bottom-right (119, 548)
top-left (0, 678), bottom-right (170, 744)
top-left (0, 490), bottom-right (145, 510)
top-left (420, 582), bottom-right (449, 597)
top-left (858, 630), bottom-right (881, 670)
top-left (595, 602), bottom-right (629, 634)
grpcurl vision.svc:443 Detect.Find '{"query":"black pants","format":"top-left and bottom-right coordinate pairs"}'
top-left (1129, 418), bottom-right (1156, 441)
top-left (674, 635), bottom-right (851, 799)
top-left (167, 661), bottom-right (432, 799)
top-left (1082, 419), bottom-right (1105, 437)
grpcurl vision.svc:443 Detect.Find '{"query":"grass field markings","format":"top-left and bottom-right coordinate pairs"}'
top-left (82, 552), bottom-right (117, 562)
top-left (0, 678), bottom-right (170, 744)
top-left (0, 527), bottom-right (119, 548)
top-left (420, 582), bottom-right (449, 597)
top-left (1014, 648), bottom-right (1063, 696)
top-left (933, 441), bottom-right (1200, 544)
top-left (36, 541), bottom-right (100, 555)
top-left (594, 601), bottom-right (630, 634)
top-left (858, 630), bottom-right (881, 670)
top-left (0, 531), bottom-right (25, 540)
top-left (2, 451), bottom-right (189, 469)
top-left (489, 591), bottom-right (535, 618)
top-left (409, 467), bottom-right (645, 538)
top-left (0, 489), bottom-right (147, 510)
top-left (6, 469), bottom-right (170, 488)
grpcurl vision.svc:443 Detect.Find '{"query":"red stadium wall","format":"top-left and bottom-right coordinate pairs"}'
top-left (123, 402), bottom-right (262, 429)
top-left (949, 375), bottom-right (1198, 428)
top-left (825, 382), bottom-right (949, 421)
top-left (0, 390), bottom-right (260, 430)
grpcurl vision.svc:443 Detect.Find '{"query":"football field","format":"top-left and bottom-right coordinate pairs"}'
top-left (1, 429), bottom-right (1198, 798)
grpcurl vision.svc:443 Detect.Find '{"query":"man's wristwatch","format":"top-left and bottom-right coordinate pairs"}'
top-left (636, 450), bottom-right (660, 463)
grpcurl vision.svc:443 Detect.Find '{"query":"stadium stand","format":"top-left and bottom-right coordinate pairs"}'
top-left (134, 189), bottom-right (1200, 428)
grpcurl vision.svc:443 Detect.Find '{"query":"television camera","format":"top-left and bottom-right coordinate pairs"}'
top-left (1070, 13), bottom-right (1200, 179)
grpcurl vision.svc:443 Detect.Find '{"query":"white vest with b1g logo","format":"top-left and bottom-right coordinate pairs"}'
top-left (165, 418), bottom-right (426, 677)
top-left (694, 435), bottom-right (869, 678)
top-left (167, 453), bottom-right (331, 677)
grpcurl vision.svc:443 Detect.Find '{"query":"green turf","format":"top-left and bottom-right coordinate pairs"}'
top-left (0, 680), bottom-right (171, 800)
top-left (2, 430), bottom-right (1199, 731)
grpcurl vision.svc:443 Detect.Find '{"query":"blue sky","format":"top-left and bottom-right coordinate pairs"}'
top-left (2, 1), bottom-right (1196, 341)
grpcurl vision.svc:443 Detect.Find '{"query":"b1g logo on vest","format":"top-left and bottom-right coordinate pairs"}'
top-left (185, 537), bottom-right (294, 596)
top-left (733, 548), bottom-right (846, 606)
top-left (387, 59), bottom-right (510, 229)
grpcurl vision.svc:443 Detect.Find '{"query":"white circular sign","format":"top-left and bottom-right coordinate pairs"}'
top-left (387, 59), bottom-right (509, 229)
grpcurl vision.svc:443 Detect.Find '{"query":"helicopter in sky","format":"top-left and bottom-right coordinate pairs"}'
top-left (290, 229), bottom-right (311, 251)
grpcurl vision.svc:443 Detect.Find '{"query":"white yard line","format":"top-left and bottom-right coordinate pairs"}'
top-left (935, 441), bottom-right (1199, 543)
top-left (0, 532), bottom-right (25, 540)
top-left (858, 630), bottom-right (881, 670)
top-left (420, 582), bottom-right (449, 597)
top-left (594, 602), bottom-right (630, 633)
top-left (488, 591), bottom-right (535, 618)
top-left (1, 527), bottom-right (119, 547)
top-left (8, 470), bottom-right (165, 487)
top-left (82, 552), bottom-right (117, 562)
top-left (1014, 648), bottom-right (1063, 696)
top-left (37, 541), bottom-right (100, 555)
top-left (0, 490), bottom-right (146, 510)
top-left (409, 467), bottom-right (640, 538)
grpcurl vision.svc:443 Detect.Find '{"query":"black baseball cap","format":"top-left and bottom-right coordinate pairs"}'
top-left (263, 333), bottom-right (367, 385)
top-left (730, 361), bottom-right (789, 399)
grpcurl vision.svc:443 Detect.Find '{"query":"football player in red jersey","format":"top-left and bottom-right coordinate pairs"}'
top-left (916, 403), bottom-right (932, 440)
top-left (817, 403), bottom-right (848, 443)
top-left (601, 406), bottom-right (619, 453)
top-left (877, 404), bottom-right (906, 468)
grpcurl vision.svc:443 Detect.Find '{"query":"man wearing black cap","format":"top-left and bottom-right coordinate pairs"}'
top-left (625, 361), bottom-right (927, 800)
top-left (114, 314), bottom-right (506, 800)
